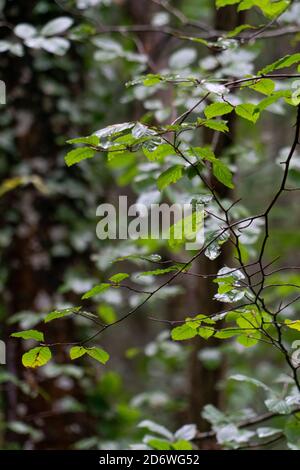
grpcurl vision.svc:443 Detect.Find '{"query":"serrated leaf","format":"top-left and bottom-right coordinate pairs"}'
top-left (22, 347), bottom-right (52, 368)
top-left (44, 306), bottom-right (81, 323)
top-left (204, 102), bottom-right (233, 119)
top-left (157, 165), bottom-right (184, 190)
top-left (11, 329), bottom-right (44, 342)
top-left (65, 147), bottom-right (95, 166)
top-left (81, 283), bottom-right (111, 299)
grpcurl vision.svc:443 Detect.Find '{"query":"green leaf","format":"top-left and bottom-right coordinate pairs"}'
top-left (65, 147), bottom-right (95, 167)
top-left (213, 160), bottom-right (234, 188)
top-left (107, 149), bottom-right (133, 162)
top-left (259, 53), bottom-right (300, 75)
top-left (157, 165), bottom-right (184, 190)
top-left (186, 314), bottom-right (215, 328)
top-left (254, 91), bottom-right (289, 115)
top-left (168, 210), bottom-right (203, 248)
top-left (44, 306), bottom-right (81, 323)
top-left (98, 304), bottom-right (116, 324)
top-left (86, 347), bottom-right (110, 364)
top-left (81, 283), bottom-right (111, 300)
top-left (137, 266), bottom-right (179, 277)
top-left (216, 0), bottom-right (240, 7)
top-left (109, 273), bottom-right (129, 283)
top-left (143, 74), bottom-right (162, 86)
top-left (143, 143), bottom-right (173, 161)
top-left (249, 78), bottom-right (275, 96)
top-left (66, 135), bottom-right (99, 146)
top-left (148, 439), bottom-right (172, 450)
top-left (11, 329), bottom-right (44, 342)
top-left (238, 0), bottom-right (289, 18)
top-left (256, 0), bottom-right (290, 18)
top-left (70, 346), bottom-right (109, 364)
top-left (190, 146), bottom-right (216, 162)
top-left (285, 320), bottom-right (300, 332)
top-left (22, 347), bottom-right (52, 368)
top-left (237, 333), bottom-right (260, 347)
top-left (172, 440), bottom-right (193, 450)
top-left (198, 326), bottom-right (215, 339)
top-left (198, 119), bottom-right (229, 133)
top-left (235, 103), bottom-right (259, 123)
top-left (70, 346), bottom-right (87, 360)
top-left (171, 323), bottom-right (198, 340)
top-left (215, 328), bottom-right (241, 339)
top-left (204, 102), bottom-right (233, 119)
top-left (226, 24), bottom-right (255, 38)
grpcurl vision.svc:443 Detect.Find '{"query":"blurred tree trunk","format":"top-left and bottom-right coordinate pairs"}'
top-left (2, 0), bottom-right (92, 449)
top-left (188, 6), bottom-right (246, 442)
